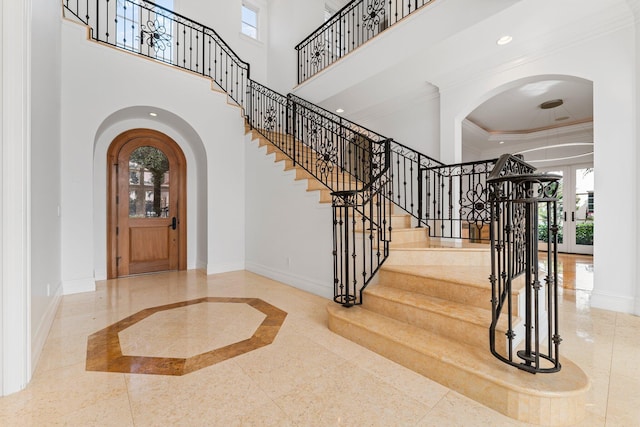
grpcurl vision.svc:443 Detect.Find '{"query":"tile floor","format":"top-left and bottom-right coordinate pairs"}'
top-left (0, 254), bottom-right (638, 426)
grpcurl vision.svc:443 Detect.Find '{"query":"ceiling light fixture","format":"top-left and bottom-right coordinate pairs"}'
top-left (496, 35), bottom-right (513, 46)
top-left (540, 99), bottom-right (563, 109)
top-left (499, 141), bottom-right (505, 144)
top-left (336, 108), bottom-right (344, 113)
top-left (149, 112), bottom-right (158, 117)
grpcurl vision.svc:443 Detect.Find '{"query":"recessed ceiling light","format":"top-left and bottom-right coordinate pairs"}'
top-left (496, 35), bottom-right (513, 46)
top-left (499, 141), bottom-right (505, 144)
top-left (336, 108), bottom-right (344, 113)
top-left (149, 112), bottom-right (158, 117)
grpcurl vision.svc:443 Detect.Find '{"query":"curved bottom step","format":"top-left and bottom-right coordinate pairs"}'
top-left (327, 303), bottom-right (590, 426)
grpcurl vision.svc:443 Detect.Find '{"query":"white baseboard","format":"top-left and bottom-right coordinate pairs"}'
top-left (207, 262), bottom-right (246, 275)
top-left (245, 261), bottom-right (333, 299)
top-left (196, 259), bottom-right (207, 271)
top-left (31, 284), bottom-right (63, 371)
top-left (62, 277), bottom-right (96, 295)
top-left (590, 290), bottom-right (636, 314)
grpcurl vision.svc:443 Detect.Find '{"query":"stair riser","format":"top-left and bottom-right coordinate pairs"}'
top-left (328, 312), bottom-right (586, 426)
top-left (351, 215), bottom-right (411, 231)
top-left (386, 249), bottom-right (490, 266)
top-left (388, 228), bottom-right (429, 245)
top-left (306, 179), bottom-right (362, 193)
top-left (364, 292), bottom-right (505, 350)
top-left (378, 269), bottom-right (495, 312)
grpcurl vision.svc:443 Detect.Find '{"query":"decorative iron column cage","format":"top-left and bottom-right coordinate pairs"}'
top-left (487, 154), bottom-right (562, 373)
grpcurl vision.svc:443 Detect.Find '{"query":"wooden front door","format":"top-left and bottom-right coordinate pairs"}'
top-left (107, 129), bottom-right (187, 278)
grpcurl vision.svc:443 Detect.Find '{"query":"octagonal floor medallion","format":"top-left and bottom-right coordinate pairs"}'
top-left (86, 297), bottom-right (287, 376)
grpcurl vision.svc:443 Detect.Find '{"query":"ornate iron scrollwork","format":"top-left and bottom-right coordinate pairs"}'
top-left (362, 0), bottom-right (386, 31)
top-left (310, 40), bottom-right (326, 69)
top-left (140, 19), bottom-right (172, 52)
top-left (460, 182), bottom-right (490, 225)
top-left (311, 122), bottom-right (338, 178)
top-left (263, 106), bottom-right (278, 131)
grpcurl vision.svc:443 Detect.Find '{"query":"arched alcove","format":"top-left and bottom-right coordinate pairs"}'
top-left (459, 74), bottom-right (593, 168)
top-left (93, 106), bottom-right (208, 280)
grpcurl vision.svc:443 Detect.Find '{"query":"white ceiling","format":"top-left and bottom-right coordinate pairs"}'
top-left (466, 79), bottom-right (593, 134)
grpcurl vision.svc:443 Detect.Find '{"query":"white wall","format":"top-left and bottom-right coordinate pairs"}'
top-left (176, 0), bottom-right (269, 84)
top-left (349, 85), bottom-right (441, 159)
top-left (632, 0), bottom-right (640, 316)
top-left (1, 0), bottom-right (33, 396)
top-left (61, 20), bottom-right (246, 292)
top-left (244, 134), bottom-right (333, 299)
top-left (267, 0), bottom-right (329, 93)
top-left (30, 0), bottom-right (63, 381)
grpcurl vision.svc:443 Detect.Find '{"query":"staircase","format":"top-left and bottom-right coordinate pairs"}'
top-left (328, 213), bottom-right (589, 425)
top-left (63, 1), bottom-right (589, 425)
top-left (247, 123), bottom-right (589, 425)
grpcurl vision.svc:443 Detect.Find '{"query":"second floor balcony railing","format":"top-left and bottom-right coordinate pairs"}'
top-left (295, 0), bottom-right (434, 83)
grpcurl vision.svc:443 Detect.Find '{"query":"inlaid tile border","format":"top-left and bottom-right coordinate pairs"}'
top-left (86, 297), bottom-right (287, 376)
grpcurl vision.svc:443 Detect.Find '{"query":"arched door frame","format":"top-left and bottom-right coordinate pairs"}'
top-left (106, 128), bottom-right (187, 278)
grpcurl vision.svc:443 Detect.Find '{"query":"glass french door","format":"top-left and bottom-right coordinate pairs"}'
top-left (538, 165), bottom-right (594, 254)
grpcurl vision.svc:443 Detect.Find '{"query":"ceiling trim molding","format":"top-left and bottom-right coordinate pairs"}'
top-left (468, 117), bottom-right (594, 136)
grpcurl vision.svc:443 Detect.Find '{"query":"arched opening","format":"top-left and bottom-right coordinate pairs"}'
top-left (93, 106), bottom-right (208, 280)
top-left (107, 129), bottom-right (187, 277)
top-left (461, 75), bottom-right (594, 292)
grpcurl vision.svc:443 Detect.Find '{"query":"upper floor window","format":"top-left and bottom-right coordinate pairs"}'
top-left (241, 4), bottom-right (258, 39)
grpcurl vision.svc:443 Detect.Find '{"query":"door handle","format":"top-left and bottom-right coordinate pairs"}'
top-left (170, 217), bottom-right (177, 230)
top-left (571, 212), bottom-right (575, 222)
top-left (563, 212), bottom-right (566, 222)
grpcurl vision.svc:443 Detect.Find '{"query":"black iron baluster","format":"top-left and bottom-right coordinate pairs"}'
top-left (96, 0), bottom-right (100, 41)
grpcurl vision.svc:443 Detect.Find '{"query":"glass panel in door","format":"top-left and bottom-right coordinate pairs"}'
top-left (128, 146), bottom-right (170, 218)
top-left (573, 167), bottom-right (594, 253)
top-left (538, 169), bottom-right (566, 253)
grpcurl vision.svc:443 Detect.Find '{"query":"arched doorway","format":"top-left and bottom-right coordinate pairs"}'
top-left (107, 129), bottom-right (187, 278)
top-left (461, 76), bottom-right (594, 255)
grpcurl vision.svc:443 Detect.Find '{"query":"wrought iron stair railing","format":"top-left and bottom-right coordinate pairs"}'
top-left (295, 0), bottom-right (434, 83)
top-left (63, 0), bottom-right (393, 306)
top-left (63, 0), bottom-right (562, 372)
top-left (487, 154), bottom-right (562, 373)
top-left (63, 0), bottom-right (250, 106)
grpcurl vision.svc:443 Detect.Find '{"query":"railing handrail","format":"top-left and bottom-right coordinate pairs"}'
top-left (63, 0), bottom-right (251, 78)
top-left (294, 0), bottom-right (364, 51)
top-left (295, 0), bottom-right (435, 83)
top-left (332, 138), bottom-right (392, 197)
top-left (287, 93), bottom-right (387, 143)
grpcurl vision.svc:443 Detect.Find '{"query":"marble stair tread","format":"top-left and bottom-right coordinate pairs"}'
top-left (391, 238), bottom-right (489, 250)
top-left (364, 284), bottom-right (512, 333)
top-left (381, 264), bottom-right (494, 289)
top-left (327, 303), bottom-right (590, 425)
